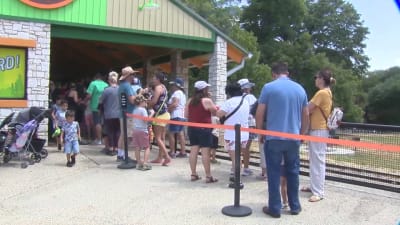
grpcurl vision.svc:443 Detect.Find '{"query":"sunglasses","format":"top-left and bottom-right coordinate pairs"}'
top-left (314, 76), bottom-right (320, 80)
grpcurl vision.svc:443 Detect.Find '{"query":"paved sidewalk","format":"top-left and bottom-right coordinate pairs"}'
top-left (0, 144), bottom-right (399, 225)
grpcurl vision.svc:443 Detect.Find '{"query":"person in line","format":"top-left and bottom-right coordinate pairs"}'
top-left (255, 61), bottom-right (309, 218)
top-left (60, 110), bottom-right (81, 167)
top-left (147, 72), bottom-right (171, 166)
top-left (99, 71), bottom-right (121, 156)
top-left (117, 66), bottom-right (139, 161)
top-left (167, 77), bottom-right (187, 158)
top-left (132, 95), bottom-right (152, 171)
top-left (216, 82), bottom-right (249, 188)
top-left (301, 68), bottom-right (335, 202)
top-left (186, 81), bottom-right (218, 183)
top-left (237, 78), bottom-right (258, 177)
top-left (85, 73), bottom-right (108, 145)
top-left (52, 99), bottom-right (68, 150)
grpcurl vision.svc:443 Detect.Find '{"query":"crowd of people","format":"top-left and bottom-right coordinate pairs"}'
top-left (49, 61), bottom-right (337, 219)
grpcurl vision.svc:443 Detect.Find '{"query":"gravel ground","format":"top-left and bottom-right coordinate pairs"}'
top-left (0, 144), bottom-right (399, 225)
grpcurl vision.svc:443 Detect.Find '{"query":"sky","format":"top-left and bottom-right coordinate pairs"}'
top-left (347, 0), bottom-right (400, 71)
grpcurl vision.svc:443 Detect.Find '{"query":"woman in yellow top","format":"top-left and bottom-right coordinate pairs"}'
top-left (302, 69), bottom-right (336, 202)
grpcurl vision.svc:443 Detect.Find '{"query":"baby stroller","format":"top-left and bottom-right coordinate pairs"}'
top-left (0, 107), bottom-right (51, 168)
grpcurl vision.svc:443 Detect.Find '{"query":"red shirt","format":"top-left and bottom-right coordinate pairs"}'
top-left (188, 99), bottom-right (211, 124)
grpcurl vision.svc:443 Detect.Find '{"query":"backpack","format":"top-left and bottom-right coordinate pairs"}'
top-left (327, 107), bottom-right (343, 130)
top-left (318, 106), bottom-right (343, 130)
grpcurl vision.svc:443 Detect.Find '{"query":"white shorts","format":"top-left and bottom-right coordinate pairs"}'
top-left (224, 140), bottom-right (248, 151)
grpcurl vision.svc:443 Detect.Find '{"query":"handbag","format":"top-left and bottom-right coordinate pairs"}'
top-left (219, 94), bottom-right (247, 124)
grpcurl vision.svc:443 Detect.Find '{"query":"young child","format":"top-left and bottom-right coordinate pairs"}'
top-left (280, 158), bottom-right (289, 210)
top-left (60, 110), bottom-right (81, 167)
top-left (52, 99), bottom-right (68, 150)
top-left (132, 95), bottom-right (151, 171)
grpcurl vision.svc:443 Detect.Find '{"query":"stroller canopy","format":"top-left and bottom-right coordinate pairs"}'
top-left (11, 107), bottom-right (51, 125)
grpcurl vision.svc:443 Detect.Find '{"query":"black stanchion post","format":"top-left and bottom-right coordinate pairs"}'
top-left (118, 93), bottom-right (136, 169)
top-left (222, 124), bottom-right (252, 217)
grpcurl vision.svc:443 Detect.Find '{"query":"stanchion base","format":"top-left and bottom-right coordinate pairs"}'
top-left (117, 161), bottom-right (136, 169)
top-left (222, 205), bottom-right (252, 217)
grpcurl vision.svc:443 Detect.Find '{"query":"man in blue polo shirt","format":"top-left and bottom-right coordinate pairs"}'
top-left (255, 62), bottom-right (309, 218)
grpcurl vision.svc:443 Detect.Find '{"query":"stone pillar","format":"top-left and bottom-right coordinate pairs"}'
top-left (0, 19), bottom-right (51, 141)
top-left (208, 36), bottom-right (227, 106)
top-left (170, 50), bottom-right (189, 95)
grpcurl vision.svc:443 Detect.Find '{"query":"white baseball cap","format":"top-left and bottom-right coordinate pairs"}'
top-left (237, 78), bottom-right (255, 89)
top-left (194, 81), bottom-right (211, 90)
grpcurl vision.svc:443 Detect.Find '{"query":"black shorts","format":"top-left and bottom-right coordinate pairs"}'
top-left (188, 127), bottom-right (213, 148)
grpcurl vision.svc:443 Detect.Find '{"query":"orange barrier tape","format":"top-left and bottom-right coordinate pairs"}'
top-left (126, 113), bottom-right (400, 153)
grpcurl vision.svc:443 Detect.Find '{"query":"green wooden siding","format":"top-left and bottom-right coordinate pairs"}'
top-left (0, 0), bottom-right (107, 26)
top-left (107, 0), bottom-right (212, 39)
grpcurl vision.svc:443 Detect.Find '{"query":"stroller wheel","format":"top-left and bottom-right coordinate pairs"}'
top-left (21, 162), bottom-right (28, 169)
top-left (3, 153), bottom-right (12, 163)
top-left (40, 149), bottom-right (48, 159)
top-left (33, 153), bottom-right (41, 163)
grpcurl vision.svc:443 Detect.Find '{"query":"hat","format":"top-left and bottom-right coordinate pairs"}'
top-left (194, 80), bottom-right (211, 90)
top-left (169, 77), bottom-right (184, 89)
top-left (237, 78), bottom-right (255, 89)
top-left (119, 66), bottom-right (138, 80)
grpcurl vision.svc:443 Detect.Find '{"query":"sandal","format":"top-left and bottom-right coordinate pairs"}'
top-left (300, 186), bottom-right (312, 192)
top-left (309, 195), bottom-right (323, 202)
top-left (206, 176), bottom-right (218, 183)
top-left (191, 174), bottom-right (201, 181)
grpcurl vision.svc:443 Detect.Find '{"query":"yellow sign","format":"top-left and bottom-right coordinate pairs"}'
top-left (0, 47), bottom-right (26, 99)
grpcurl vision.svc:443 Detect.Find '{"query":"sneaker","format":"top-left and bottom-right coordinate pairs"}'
top-left (176, 152), bottom-right (187, 158)
top-left (168, 152), bottom-right (176, 158)
top-left (92, 140), bottom-right (102, 145)
top-left (71, 155), bottom-right (76, 165)
top-left (66, 161), bottom-right (73, 167)
top-left (142, 164), bottom-right (152, 171)
top-left (116, 156), bottom-right (124, 162)
top-left (242, 168), bottom-right (253, 176)
top-left (136, 164), bottom-right (144, 170)
top-left (282, 203), bottom-right (289, 210)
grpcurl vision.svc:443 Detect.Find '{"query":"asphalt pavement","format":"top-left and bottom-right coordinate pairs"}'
top-left (0, 144), bottom-right (399, 225)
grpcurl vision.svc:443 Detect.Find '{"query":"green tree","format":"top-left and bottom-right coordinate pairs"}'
top-left (363, 67), bottom-right (400, 124)
top-left (181, 0), bottom-right (271, 96)
top-left (305, 0), bottom-right (370, 76)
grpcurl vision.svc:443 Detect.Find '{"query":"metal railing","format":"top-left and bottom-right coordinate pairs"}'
top-left (213, 122), bottom-right (400, 193)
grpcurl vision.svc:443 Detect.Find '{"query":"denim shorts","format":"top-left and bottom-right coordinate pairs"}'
top-left (64, 140), bottom-right (79, 154)
top-left (92, 111), bottom-right (102, 125)
top-left (168, 117), bottom-right (186, 133)
top-left (188, 127), bottom-right (213, 148)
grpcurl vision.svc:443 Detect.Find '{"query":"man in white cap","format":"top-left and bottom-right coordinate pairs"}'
top-left (117, 66), bottom-right (139, 161)
top-left (237, 78), bottom-right (258, 177)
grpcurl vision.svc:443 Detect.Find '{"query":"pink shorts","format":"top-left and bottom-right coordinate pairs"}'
top-left (224, 140), bottom-right (248, 151)
top-left (131, 130), bottom-right (150, 149)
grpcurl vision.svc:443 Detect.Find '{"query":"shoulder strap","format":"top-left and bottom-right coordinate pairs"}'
top-left (224, 94), bottom-right (248, 122)
top-left (154, 87), bottom-right (168, 117)
top-left (317, 89), bottom-right (333, 123)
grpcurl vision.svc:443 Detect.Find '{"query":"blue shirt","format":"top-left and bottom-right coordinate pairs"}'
top-left (62, 121), bottom-right (79, 143)
top-left (118, 81), bottom-right (136, 114)
top-left (258, 76), bottom-right (308, 140)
